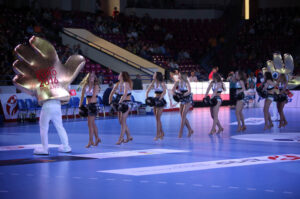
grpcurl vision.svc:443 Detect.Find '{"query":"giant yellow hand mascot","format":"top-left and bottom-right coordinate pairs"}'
top-left (12, 36), bottom-right (85, 154)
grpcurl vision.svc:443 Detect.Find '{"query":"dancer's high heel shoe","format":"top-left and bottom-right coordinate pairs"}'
top-left (283, 121), bottom-right (288, 127)
top-left (116, 138), bottom-right (125, 145)
top-left (124, 137), bottom-right (133, 143)
top-left (209, 129), bottom-right (216, 135)
top-left (217, 127), bottom-right (224, 134)
top-left (241, 126), bottom-right (247, 131)
top-left (237, 126), bottom-right (242, 132)
top-left (188, 130), bottom-right (194, 137)
top-left (160, 132), bottom-right (165, 140)
top-left (93, 138), bottom-right (101, 146)
top-left (86, 141), bottom-right (94, 148)
top-left (178, 132), bottom-right (183, 138)
top-left (264, 125), bottom-right (270, 130)
top-left (278, 121), bottom-right (283, 128)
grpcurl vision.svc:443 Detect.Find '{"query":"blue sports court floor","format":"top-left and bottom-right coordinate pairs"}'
top-left (0, 107), bottom-right (300, 199)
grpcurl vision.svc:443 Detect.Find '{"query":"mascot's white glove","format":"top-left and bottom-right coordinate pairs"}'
top-left (12, 36), bottom-right (85, 104)
top-left (266, 53), bottom-right (299, 89)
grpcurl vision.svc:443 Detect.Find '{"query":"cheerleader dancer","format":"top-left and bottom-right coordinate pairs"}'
top-left (204, 73), bottom-right (225, 134)
top-left (79, 72), bottom-right (101, 148)
top-left (109, 72), bottom-right (133, 145)
top-left (263, 72), bottom-right (276, 130)
top-left (172, 73), bottom-right (194, 138)
top-left (235, 70), bottom-right (247, 132)
top-left (277, 74), bottom-right (288, 128)
top-left (146, 72), bottom-right (167, 140)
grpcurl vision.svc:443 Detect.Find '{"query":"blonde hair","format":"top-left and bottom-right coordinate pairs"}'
top-left (77, 73), bottom-right (90, 91)
top-left (77, 72), bottom-right (99, 91)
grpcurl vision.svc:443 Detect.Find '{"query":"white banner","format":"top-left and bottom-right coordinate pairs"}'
top-left (72, 149), bottom-right (188, 159)
top-left (255, 91), bottom-right (300, 108)
top-left (98, 154), bottom-right (300, 176)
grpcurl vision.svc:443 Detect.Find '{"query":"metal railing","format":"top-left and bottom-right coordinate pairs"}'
top-left (63, 28), bottom-right (156, 75)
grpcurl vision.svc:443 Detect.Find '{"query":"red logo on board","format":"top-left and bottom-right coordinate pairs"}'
top-left (268, 155), bottom-right (300, 161)
top-left (6, 95), bottom-right (18, 116)
top-left (36, 66), bottom-right (58, 89)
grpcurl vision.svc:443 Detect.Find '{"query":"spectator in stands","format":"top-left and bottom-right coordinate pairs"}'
top-left (112, 7), bottom-right (119, 18)
top-left (171, 69), bottom-right (179, 82)
top-left (247, 72), bottom-right (257, 89)
top-left (209, 66), bottom-right (219, 80)
top-left (159, 44), bottom-right (166, 55)
top-left (132, 74), bottom-right (143, 90)
top-left (196, 69), bottom-right (208, 81)
top-left (112, 25), bottom-right (120, 34)
top-left (189, 71), bottom-right (198, 82)
top-left (165, 32), bottom-right (173, 41)
top-left (73, 44), bottom-right (83, 55)
top-left (103, 82), bottom-right (114, 106)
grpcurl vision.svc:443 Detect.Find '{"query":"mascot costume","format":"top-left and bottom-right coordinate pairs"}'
top-left (12, 36), bottom-right (85, 155)
top-left (266, 53), bottom-right (298, 89)
top-left (265, 53), bottom-right (297, 120)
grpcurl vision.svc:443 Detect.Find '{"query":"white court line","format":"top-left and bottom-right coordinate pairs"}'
top-left (72, 177), bottom-right (81, 179)
top-left (247, 188), bottom-right (256, 191)
top-left (0, 144), bottom-right (59, 151)
top-left (105, 178), bottom-right (115, 181)
top-left (175, 183), bottom-right (185, 185)
top-left (228, 186), bottom-right (239, 189)
top-left (211, 185), bottom-right (221, 188)
top-left (72, 149), bottom-right (188, 159)
top-left (98, 154), bottom-right (300, 176)
top-left (157, 181), bottom-right (167, 184)
top-left (193, 184), bottom-right (203, 187)
top-left (122, 179), bottom-right (132, 182)
top-left (139, 180), bottom-right (149, 183)
top-left (0, 190), bottom-right (8, 193)
top-left (283, 191), bottom-right (293, 194)
top-left (265, 189), bottom-right (274, 192)
top-left (88, 177), bottom-right (98, 180)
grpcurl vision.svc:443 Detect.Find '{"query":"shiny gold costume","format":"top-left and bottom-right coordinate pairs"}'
top-left (12, 36), bottom-right (85, 104)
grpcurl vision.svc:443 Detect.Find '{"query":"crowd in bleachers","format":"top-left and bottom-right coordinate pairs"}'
top-left (0, 6), bottom-right (117, 86)
top-left (1, 6), bottom-right (299, 86)
top-left (227, 7), bottom-right (300, 74)
top-left (58, 11), bottom-right (225, 80)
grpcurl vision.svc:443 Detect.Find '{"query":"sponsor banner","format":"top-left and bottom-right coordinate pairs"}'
top-left (231, 133), bottom-right (300, 143)
top-left (0, 144), bottom-right (59, 151)
top-left (256, 91), bottom-right (300, 108)
top-left (0, 93), bottom-right (34, 120)
top-left (72, 149), bottom-right (188, 159)
top-left (190, 82), bottom-right (230, 101)
top-left (98, 154), bottom-right (300, 176)
top-left (0, 82), bottom-right (230, 120)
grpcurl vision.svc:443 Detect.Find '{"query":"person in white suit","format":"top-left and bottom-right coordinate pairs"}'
top-left (12, 36), bottom-right (85, 155)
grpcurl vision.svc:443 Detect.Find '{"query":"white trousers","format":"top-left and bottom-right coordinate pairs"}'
top-left (272, 101), bottom-right (279, 120)
top-left (39, 100), bottom-right (69, 150)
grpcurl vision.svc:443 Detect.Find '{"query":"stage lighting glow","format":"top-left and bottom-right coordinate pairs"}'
top-left (245, 0), bottom-right (250, 20)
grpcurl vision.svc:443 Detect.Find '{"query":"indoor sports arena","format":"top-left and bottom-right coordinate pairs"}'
top-left (0, 0), bottom-right (300, 199)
